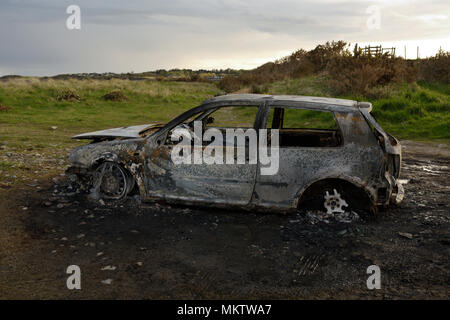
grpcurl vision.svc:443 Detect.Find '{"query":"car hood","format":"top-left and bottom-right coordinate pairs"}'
top-left (72, 123), bottom-right (164, 140)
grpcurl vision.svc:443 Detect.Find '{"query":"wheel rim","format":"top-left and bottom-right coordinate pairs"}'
top-left (94, 162), bottom-right (128, 199)
top-left (323, 189), bottom-right (348, 214)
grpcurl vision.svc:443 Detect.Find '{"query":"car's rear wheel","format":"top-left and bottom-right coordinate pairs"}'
top-left (92, 162), bottom-right (134, 201)
top-left (323, 188), bottom-right (348, 214)
top-left (299, 179), bottom-right (376, 216)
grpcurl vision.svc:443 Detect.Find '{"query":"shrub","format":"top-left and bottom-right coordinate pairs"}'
top-left (250, 83), bottom-right (269, 94)
top-left (419, 49), bottom-right (450, 84)
top-left (103, 91), bottom-right (128, 101)
top-left (217, 40), bottom-right (442, 96)
top-left (0, 104), bottom-right (12, 111)
top-left (218, 75), bottom-right (243, 93)
top-left (326, 54), bottom-right (417, 95)
top-left (55, 88), bottom-right (81, 101)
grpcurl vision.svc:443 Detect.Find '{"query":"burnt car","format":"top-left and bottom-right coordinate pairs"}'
top-left (67, 94), bottom-right (404, 214)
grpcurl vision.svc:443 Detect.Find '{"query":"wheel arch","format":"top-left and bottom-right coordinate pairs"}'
top-left (90, 155), bottom-right (138, 199)
top-left (89, 152), bottom-right (120, 168)
top-left (294, 176), bottom-right (377, 213)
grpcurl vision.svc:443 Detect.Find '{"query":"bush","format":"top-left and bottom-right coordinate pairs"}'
top-left (250, 83), bottom-right (269, 94)
top-left (103, 91), bottom-right (128, 101)
top-left (0, 104), bottom-right (12, 111)
top-left (419, 49), bottom-right (450, 84)
top-left (218, 41), bottom-right (448, 96)
top-left (326, 54), bottom-right (417, 95)
top-left (55, 88), bottom-right (81, 101)
top-left (218, 41), bottom-right (349, 92)
top-left (305, 41), bottom-right (348, 73)
top-left (218, 75), bottom-right (243, 93)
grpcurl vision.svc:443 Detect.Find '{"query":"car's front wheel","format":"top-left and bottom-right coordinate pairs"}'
top-left (92, 162), bottom-right (134, 202)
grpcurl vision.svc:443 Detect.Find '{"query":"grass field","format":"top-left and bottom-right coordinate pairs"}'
top-left (0, 78), bottom-right (221, 152)
top-left (0, 76), bottom-right (448, 156)
top-left (268, 76), bottom-right (450, 141)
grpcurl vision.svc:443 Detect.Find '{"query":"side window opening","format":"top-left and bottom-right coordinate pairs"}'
top-left (204, 105), bottom-right (259, 147)
top-left (165, 111), bottom-right (204, 145)
top-left (166, 105), bottom-right (259, 147)
top-left (267, 107), bottom-right (343, 147)
top-left (205, 105), bottom-right (259, 129)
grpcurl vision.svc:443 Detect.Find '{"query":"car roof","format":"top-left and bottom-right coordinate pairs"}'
top-left (203, 94), bottom-right (361, 111)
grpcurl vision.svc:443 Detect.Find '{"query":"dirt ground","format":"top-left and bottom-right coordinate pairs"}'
top-left (0, 140), bottom-right (448, 299)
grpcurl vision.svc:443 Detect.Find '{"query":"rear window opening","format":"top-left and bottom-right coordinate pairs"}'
top-left (267, 107), bottom-right (343, 148)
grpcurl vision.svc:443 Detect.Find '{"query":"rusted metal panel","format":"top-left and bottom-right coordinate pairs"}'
top-left (143, 148), bottom-right (257, 204)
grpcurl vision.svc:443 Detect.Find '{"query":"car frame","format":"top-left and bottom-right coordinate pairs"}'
top-left (67, 94), bottom-right (404, 214)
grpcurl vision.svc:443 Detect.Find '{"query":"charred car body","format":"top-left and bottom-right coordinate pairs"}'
top-left (67, 94), bottom-right (404, 214)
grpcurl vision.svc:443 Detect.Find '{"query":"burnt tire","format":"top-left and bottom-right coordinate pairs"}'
top-left (91, 162), bottom-right (134, 202)
top-left (299, 179), bottom-right (375, 217)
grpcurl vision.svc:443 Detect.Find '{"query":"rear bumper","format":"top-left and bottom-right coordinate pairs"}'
top-left (377, 178), bottom-right (404, 206)
top-left (377, 173), bottom-right (405, 206)
top-left (391, 180), bottom-right (405, 204)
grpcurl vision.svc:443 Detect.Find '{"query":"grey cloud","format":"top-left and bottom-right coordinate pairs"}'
top-left (0, 0), bottom-right (449, 76)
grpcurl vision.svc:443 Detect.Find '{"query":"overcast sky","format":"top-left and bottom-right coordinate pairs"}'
top-left (0, 0), bottom-right (449, 76)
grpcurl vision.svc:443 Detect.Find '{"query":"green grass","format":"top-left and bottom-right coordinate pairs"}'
top-left (369, 83), bottom-right (450, 141)
top-left (0, 76), bottom-right (448, 155)
top-left (0, 78), bottom-right (221, 151)
top-left (268, 76), bottom-right (450, 142)
top-left (0, 160), bottom-right (13, 170)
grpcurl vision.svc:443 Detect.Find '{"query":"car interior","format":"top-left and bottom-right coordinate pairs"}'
top-left (268, 107), bottom-right (343, 148)
top-left (167, 105), bottom-right (343, 148)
